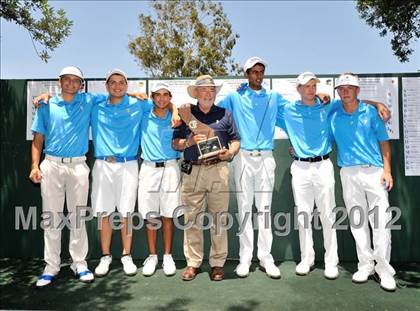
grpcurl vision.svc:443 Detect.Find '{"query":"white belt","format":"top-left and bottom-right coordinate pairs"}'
top-left (240, 149), bottom-right (272, 157)
top-left (45, 155), bottom-right (86, 164)
top-left (342, 164), bottom-right (381, 171)
top-left (345, 164), bottom-right (374, 169)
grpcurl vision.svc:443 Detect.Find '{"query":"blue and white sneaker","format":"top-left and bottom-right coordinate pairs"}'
top-left (36, 274), bottom-right (55, 287)
top-left (70, 263), bottom-right (94, 283)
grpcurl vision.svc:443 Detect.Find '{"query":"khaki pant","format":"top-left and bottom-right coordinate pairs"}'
top-left (40, 158), bottom-right (90, 275)
top-left (181, 162), bottom-right (229, 268)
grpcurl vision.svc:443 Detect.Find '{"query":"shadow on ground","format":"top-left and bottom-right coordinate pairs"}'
top-left (1, 259), bottom-right (419, 310)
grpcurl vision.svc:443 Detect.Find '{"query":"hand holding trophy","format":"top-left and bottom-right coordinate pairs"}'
top-left (178, 104), bottom-right (222, 163)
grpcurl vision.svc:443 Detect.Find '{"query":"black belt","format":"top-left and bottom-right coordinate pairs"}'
top-left (294, 154), bottom-right (329, 163)
top-left (142, 159), bottom-right (179, 168)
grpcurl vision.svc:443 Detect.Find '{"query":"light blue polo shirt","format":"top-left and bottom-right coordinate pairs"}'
top-left (276, 97), bottom-right (341, 158)
top-left (218, 83), bottom-right (288, 150)
top-left (140, 109), bottom-right (180, 162)
top-left (329, 100), bottom-right (389, 167)
top-left (91, 95), bottom-right (152, 157)
top-left (32, 93), bottom-right (103, 157)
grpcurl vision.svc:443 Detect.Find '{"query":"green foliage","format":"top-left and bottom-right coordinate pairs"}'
top-left (1, 0), bottom-right (73, 62)
top-left (357, 0), bottom-right (420, 62)
top-left (128, 0), bottom-right (240, 78)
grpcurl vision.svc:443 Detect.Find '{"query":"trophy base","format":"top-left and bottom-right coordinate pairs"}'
top-left (197, 136), bottom-right (222, 160)
top-left (198, 152), bottom-right (220, 161)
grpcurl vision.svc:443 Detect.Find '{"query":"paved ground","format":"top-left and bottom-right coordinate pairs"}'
top-left (0, 259), bottom-right (419, 310)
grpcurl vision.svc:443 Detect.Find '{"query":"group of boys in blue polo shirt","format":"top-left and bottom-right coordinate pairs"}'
top-left (31, 67), bottom-right (180, 286)
top-left (30, 59), bottom-right (396, 292)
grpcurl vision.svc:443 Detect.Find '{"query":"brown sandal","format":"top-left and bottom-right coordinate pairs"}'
top-left (182, 266), bottom-right (200, 281)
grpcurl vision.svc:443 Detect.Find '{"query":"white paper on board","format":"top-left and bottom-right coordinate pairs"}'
top-left (402, 77), bottom-right (420, 176)
top-left (26, 81), bottom-right (61, 140)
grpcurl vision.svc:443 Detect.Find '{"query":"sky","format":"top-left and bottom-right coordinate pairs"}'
top-left (1, 0), bottom-right (419, 79)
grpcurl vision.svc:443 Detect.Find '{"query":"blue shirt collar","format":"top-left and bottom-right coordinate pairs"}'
top-left (239, 82), bottom-right (267, 95)
top-left (55, 93), bottom-right (80, 106)
top-left (295, 96), bottom-right (322, 107)
top-left (106, 94), bottom-right (128, 106)
top-left (339, 99), bottom-right (366, 115)
top-left (151, 109), bottom-right (170, 120)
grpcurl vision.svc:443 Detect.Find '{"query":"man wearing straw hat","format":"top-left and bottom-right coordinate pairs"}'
top-left (173, 75), bottom-right (240, 281)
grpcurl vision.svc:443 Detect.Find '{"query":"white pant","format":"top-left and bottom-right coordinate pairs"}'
top-left (233, 150), bottom-right (276, 265)
top-left (340, 166), bottom-right (395, 276)
top-left (40, 157), bottom-right (90, 275)
top-left (92, 160), bottom-right (139, 217)
top-left (138, 160), bottom-right (182, 219)
top-left (291, 159), bottom-right (338, 267)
